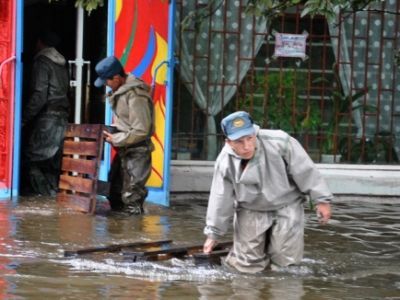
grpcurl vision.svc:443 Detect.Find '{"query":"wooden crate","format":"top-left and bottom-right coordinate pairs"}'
top-left (57, 124), bottom-right (105, 214)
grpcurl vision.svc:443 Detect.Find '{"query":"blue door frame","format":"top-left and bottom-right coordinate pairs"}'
top-left (100, 0), bottom-right (176, 207)
top-left (1, 0), bottom-right (23, 200)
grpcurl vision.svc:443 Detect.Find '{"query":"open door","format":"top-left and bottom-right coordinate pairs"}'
top-left (0, 0), bottom-right (20, 199)
top-left (19, 1), bottom-right (108, 198)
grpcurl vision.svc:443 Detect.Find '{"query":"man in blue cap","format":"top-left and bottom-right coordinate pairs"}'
top-left (203, 111), bottom-right (332, 273)
top-left (94, 56), bottom-right (154, 215)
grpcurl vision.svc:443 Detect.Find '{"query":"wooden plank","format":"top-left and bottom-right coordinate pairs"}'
top-left (59, 174), bottom-right (93, 194)
top-left (64, 239), bottom-right (173, 257)
top-left (64, 123), bottom-right (103, 139)
top-left (192, 249), bottom-right (230, 259)
top-left (57, 193), bottom-right (93, 213)
top-left (127, 247), bottom-right (189, 262)
top-left (61, 157), bottom-right (97, 175)
top-left (123, 241), bottom-right (232, 262)
top-left (192, 249), bottom-right (230, 266)
top-left (62, 140), bottom-right (99, 157)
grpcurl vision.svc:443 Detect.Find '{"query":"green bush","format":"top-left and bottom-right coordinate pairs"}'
top-left (238, 69), bottom-right (321, 135)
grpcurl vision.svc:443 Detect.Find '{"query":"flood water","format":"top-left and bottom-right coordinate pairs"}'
top-left (0, 194), bottom-right (399, 299)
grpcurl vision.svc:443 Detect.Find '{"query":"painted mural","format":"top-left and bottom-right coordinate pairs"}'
top-left (114, 0), bottom-right (169, 188)
top-left (0, 0), bottom-right (15, 191)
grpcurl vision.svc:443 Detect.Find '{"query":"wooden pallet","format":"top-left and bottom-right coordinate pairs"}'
top-left (123, 241), bottom-right (232, 266)
top-left (57, 124), bottom-right (107, 214)
top-left (63, 239), bottom-right (232, 266)
top-left (64, 239), bottom-right (173, 257)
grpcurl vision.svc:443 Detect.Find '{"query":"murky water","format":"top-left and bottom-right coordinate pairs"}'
top-left (0, 195), bottom-right (399, 299)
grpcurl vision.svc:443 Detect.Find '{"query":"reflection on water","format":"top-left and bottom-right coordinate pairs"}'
top-left (0, 195), bottom-right (399, 299)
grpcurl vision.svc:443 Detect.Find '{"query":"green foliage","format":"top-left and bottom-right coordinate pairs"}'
top-left (245, 0), bottom-right (297, 19)
top-left (340, 132), bottom-right (399, 163)
top-left (75, 0), bottom-right (104, 13)
top-left (395, 49), bottom-right (400, 67)
top-left (313, 64), bottom-right (373, 154)
top-left (49, 0), bottom-right (104, 14)
top-left (180, 0), bottom-right (381, 37)
top-left (181, 0), bottom-right (224, 32)
top-left (239, 70), bottom-right (321, 135)
top-left (300, 0), bottom-right (378, 20)
top-left (50, 0), bottom-right (380, 22)
top-left (244, 0), bottom-right (380, 21)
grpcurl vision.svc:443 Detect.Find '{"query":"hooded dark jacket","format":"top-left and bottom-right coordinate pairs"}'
top-left (23, 47), bottom-right (70, 161)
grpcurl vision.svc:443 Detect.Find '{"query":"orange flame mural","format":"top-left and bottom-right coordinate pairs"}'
top-left (114, 0), bottom-right (169, 188)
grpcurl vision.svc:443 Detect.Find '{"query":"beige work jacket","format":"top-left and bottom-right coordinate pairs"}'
top-left (108, 74), bottom-right (154, 148)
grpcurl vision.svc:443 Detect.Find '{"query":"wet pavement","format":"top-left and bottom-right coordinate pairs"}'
top-left (0, 194), bottom-right (399, 299)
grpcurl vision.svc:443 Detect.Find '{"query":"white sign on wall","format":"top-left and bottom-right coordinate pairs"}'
top-left (273, 32), bottom-right (308, 59)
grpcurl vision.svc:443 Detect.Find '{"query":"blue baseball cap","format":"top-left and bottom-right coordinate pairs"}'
top-left (94, 56), bottom-right (123, 87)
top-left (221, 111), bottom-right (255, 140)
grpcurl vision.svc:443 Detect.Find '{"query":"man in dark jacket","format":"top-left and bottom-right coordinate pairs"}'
top-left (22, 31), bottom-right (70, 196)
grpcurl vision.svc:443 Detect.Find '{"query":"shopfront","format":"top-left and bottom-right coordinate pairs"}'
top-left (0, 0), bottom-right (175, 206)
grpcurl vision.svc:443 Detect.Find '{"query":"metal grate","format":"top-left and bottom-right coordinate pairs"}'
top-left (173, 1), bottom-right (400, 164)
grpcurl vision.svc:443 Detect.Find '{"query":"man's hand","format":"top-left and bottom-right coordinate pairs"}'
top-left (203, 237), bottom-right (218, 254)
top-left (103, 130), bottom-right (113, 143)
top-left (316, 202), bottom-right (332, 224)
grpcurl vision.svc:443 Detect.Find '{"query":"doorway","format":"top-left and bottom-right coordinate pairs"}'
top-left (20, 0), bottom-right (108, 195)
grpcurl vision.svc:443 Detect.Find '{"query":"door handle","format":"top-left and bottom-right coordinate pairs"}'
top-left (0, 56), bottom-right (16, 88)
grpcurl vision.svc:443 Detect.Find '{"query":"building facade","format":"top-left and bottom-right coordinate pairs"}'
top-left (1, 0), bottom-right (399, 200)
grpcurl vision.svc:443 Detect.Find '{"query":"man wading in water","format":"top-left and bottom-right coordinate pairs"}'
top-left (203, 111), bottom-right (333, 273)
top-left (94, 56), bottom-right (154, 215)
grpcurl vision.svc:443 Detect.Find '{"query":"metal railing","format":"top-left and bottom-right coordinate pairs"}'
top-left (173, 1), bottom-right (400, 164)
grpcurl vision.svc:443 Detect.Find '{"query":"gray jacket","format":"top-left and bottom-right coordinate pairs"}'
top-left (108, 74), bottom-right (154, 148)
top-left (204, 126), bottom-right (333, 239)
